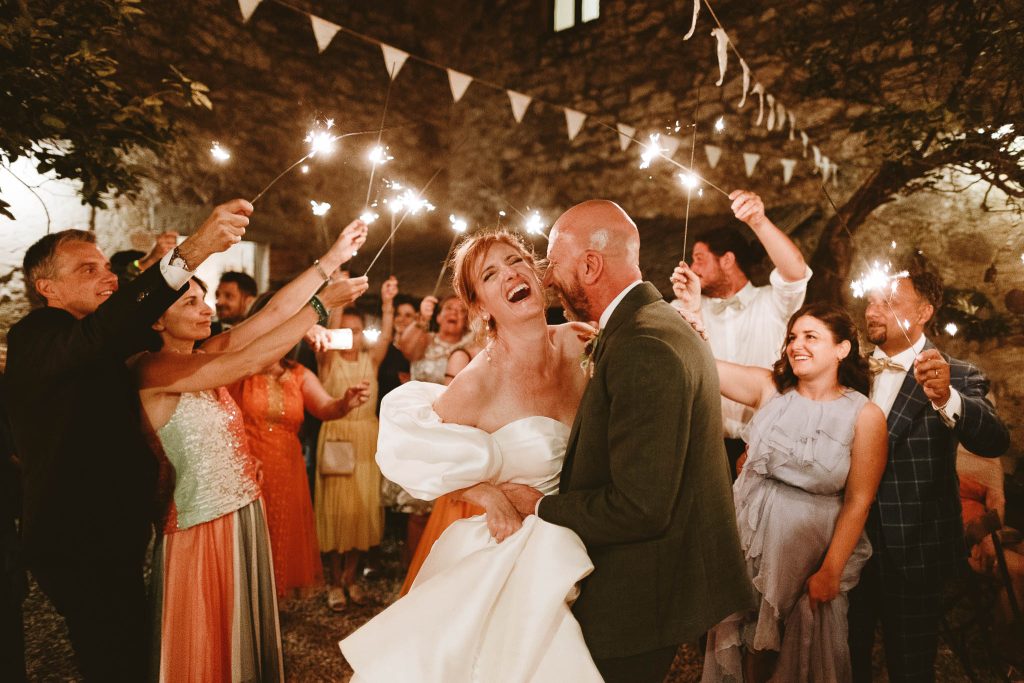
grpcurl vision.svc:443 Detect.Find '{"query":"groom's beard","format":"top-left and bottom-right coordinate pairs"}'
top-left (551, 275), bottom-right (593, 323)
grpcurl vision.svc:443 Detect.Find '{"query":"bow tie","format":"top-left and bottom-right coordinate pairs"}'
top-left (711, 296), bottom-right (744, 315)
top-left (868, 356), bottom-right (908, 376)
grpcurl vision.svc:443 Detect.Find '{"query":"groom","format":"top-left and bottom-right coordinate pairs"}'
top-left (503, 200), bottom-right (752, 682)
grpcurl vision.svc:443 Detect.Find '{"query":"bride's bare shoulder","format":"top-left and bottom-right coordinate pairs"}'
top-left (432, 360), bottom-right (492, 424)
top-left (550, 323), bottom-right (590, 357)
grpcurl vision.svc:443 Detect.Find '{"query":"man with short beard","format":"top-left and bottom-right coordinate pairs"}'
top-left (4, 199), bottom-right (252, 681)
top-left (215, 270), bottom-right (259, 328)
top-left (848, 271), bottom-right (1008, 683)
top-left (670, 190), bottom-right (810, 477)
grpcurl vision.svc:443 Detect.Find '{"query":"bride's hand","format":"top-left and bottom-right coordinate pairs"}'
top-left (460, 483), bottom-right (523, 543)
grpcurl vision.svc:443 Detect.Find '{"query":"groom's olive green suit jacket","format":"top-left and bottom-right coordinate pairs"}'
top-left (538, 282), bottom-right (753, 659)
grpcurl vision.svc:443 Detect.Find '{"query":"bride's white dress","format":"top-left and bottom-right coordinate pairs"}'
top-left (340, 382), bottom-right (602, 682)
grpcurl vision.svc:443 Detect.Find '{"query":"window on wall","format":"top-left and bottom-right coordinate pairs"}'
top-left (554, 0), bottom-right (600, 32)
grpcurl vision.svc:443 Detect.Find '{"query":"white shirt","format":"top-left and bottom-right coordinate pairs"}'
top-left (870, 336), bottom-right (962, 424)
top-left (673, 266), bottom-right (811, 439)
top-left (599, 280), bottom-right (643, 330)
top-left (158, 250), bottom-right (193, 290)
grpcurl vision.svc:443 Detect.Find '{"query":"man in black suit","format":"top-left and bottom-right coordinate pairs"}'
top-left (4, 199), bottom-right (252, 681)
top-left (848, 271), bottom-right (1009, 682)
top-left (503, 200), bottom-right (752, 683)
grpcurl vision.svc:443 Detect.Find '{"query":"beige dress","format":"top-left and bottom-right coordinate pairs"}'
top-left (314, 351), bottom-right (383, 553)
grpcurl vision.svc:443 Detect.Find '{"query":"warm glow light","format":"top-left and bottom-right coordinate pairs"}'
top-left (714, 116), bottom-right (725, 133)
top-left (310, 200), bottom-right (331, 216)
top-left (210, 142), bottom-right (231, 162)
top-left (368, 145), bottom-right (393, 165)
top-left (891, 241), bottom-right (897, 249)
top-left (389, 188), bottom-right (435, 216)
top-left (301, 165), bottom-right (310, 174)
top-left (677, 172), bottom-right (700, 190)
top-left (850, 262), bottom-right (909, 299)
top-left (944, 322), bottom-right (959, 336)
top-left (305, 119), bottom-right (338, 158)
top-left (359, 210), bottom-right (379, 225)
top-left (524, 212), bottom-right (546, 235)
top-left (639, 133), bottom-right (668, 169)
top-left (363, 327), bottom-right (381, 344)
top-left (449, 214), bottom-right (468, 233)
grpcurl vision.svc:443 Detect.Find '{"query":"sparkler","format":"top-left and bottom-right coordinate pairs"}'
top-left (363, 327), bottom-right (382, 344)
top-left (210, 142), bottom-right (231, 162)
top-left (250, 119), bottom-right (339, 204)
top-left (639, 133), bottom-right (668, 170)
top-left (944, 322), bottom-right (959, 336)
top-left (433, 214), bottom-right (470, 296)
top-left (364, 169), bottom-right (443, 277)
top-left (714, 116), bottom-right (725, 133)
top-left (310, 200), bottom-right (331, 249)
top-left (524, 212), bottom-right (548, 240)
top-left (310, 201), bottom-right (331, 217)
top-left (681, 88), bottom-right (701, 257)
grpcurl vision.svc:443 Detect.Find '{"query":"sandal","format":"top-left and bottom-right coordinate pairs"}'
top-left (327, 586), bottom-right (347, 612)
top-left (346, 583), bottom-right (367, 606)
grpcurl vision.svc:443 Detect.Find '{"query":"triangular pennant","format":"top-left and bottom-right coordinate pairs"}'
top-left (310, 15), bottom-right (340, 53)
top-left (447, 69), bottom-right (472, 103)
top-left (801, 131), bottom-right (809, 157)
top-left (507, 90), bottom-right (532, 123)
top-left (616, 123), bottom-right (636, 151)
top-left (238, 0), bottom-right (262, 22)
top-left (752, 83), bottom-right (765, 125)
top-left (704, 144), bottom-right (722, 169)
top-left (743, 152), bottom-right (761, 177)
top-left (788, 112), bottom-right (797, 141)
top-left (564, 108), bottom-right (587, 141)
top-left (737, 59), bottom-right (751, 108)
top-left (812, 145), bottom-right (821, 170)
top-left (380, 43), bottom-right (409, 80)
top-left (711, 28), bottom-right (729, 86)
top-left (683, 0), bottom-right (700, 40)
top-left (662, 136), bottom-right (681, 158)
top-left (781, 158), bottom-right (797, 185)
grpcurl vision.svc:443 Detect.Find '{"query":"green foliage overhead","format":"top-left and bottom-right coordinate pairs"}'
top-left (0, 0), bottom-right (211, 220)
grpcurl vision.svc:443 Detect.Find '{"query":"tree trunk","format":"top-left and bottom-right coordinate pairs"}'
top-left (806, 160), bottom-right (918, 304)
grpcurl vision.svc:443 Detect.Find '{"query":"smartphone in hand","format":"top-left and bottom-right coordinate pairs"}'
top-left (324, 328), bottom-right (353, 351)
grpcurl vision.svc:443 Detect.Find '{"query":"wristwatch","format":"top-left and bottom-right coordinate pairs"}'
top-left (169, 246), bottom-right (192, 272)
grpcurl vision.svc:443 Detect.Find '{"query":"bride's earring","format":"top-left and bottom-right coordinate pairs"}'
top-left (482, 313), bottom-right (494, 363)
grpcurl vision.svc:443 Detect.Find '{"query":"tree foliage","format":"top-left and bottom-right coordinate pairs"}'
top-left (767, 0), bottom-right (1024, 299)
top-left (0, 0), bottom-right (211, 220)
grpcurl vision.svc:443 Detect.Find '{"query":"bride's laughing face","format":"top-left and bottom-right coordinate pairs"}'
top-left (472, 243), bottom-right (544, 326)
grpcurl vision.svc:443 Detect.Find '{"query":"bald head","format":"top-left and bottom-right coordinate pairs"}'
top-left (544, 200), bottom-right (643, 323)
top-left (550, 200), bottom-right (641, 269)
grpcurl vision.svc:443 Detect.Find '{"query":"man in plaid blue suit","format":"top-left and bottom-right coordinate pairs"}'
top-left (848, 271), bottom-right (1009, 682)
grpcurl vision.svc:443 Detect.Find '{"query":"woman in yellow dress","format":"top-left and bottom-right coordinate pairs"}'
top-left (315, 279), bottom-right (395, 609)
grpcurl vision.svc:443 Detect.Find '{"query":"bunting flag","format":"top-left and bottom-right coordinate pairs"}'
top-left (380, 43), bottom-right (409, 80)
top-left (564, 108), bottom-right (587, 141)
top-left (781, 158), bottom-right (797, 185)
top-left (447, 69), bottom-right (472, 103)
top-left (752, 83), bottom-right (765, 125)
top-left (738, 59), bottom-right (751, 108)
top-left (683, 0), bottom-right (700, 40)
top-left (812, 145), bottom-right (822, 170)
top-left (616, 123), bottom-right (636, 151)
top-left (507, 90), bottom-right (532, 123)
top-left (310, 15), bottom-right (340, 53)
top-left (711, 28), bottom-right (729, 86)
top-left (238, 0), bottom-right (261, 22)
top-left (766, 94), bottom-right (776, 131)
top-left (704, 144), bottom-right (722, 169)
top-left (743, 152), bottom-right (761, 177)
top-left (662, 136), bottom-right (681, 158)
top-left (788, 111), bottom-right (797, 141)
top-left (801, 131), bottom-right (810, 157)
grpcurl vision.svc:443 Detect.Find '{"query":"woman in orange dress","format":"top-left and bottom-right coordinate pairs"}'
top-left (229, 356), bottom-right (370, 599)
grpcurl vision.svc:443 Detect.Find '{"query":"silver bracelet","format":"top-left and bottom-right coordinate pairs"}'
top-left (313, 259), bottom-right (330, 284)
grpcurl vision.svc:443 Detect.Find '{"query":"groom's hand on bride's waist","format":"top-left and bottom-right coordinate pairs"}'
top-left (499, 483), bottom-right (544, 517)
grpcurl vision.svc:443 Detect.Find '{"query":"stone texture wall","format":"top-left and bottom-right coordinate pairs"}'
top-left (2, 0), bottom-right (1020, 457)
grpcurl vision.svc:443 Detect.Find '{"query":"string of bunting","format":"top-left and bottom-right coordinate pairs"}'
top-left (237, 0), bottom-right (838, 187)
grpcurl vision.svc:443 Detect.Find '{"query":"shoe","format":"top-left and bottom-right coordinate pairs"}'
top-left (327, 586), bottom-right (347, 612)
top-left (347, 583), bottom-right (367, 605)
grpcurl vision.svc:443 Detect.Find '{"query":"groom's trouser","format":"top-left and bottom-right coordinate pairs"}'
top-left (594, 645), bottom-right (678, 683)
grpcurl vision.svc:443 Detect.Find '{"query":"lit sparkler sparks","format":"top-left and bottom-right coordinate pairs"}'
top-left (251, 119), bottom-right (340, 204)
top-left (449, 214), bottom-right (468, 234)
top-left (944, 322), bottom-right (959, 336)
top-left (387, 188), bottom-right (435, 216)
top-left (433, 215), bottom-right (471, 295)
top-left (210, 142), bottom-right (231, 162)
top-left (359, 210), bottom-right (379, 225)
top-left (310, 201), bottom-right (331, 217)
top-left (714, 116), bottom-right (725, 133)
top-left (363, 327), bottom-right (382, 344)
top-left (639, 133), bottom-right (669, 169)
top-left (849, 262), bottom-right (909, 299)
top-left (368, 145), bottom-right (393, 166)
top-left (524, 212), bottom-right (547, 238)
top-left (677, 172), bottom-right (700, 190)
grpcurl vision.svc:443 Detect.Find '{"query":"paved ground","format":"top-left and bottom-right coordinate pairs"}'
top-left (21, 535), bottom-right (1017, 681)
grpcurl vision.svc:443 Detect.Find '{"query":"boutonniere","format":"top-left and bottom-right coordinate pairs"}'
top-left (579, 327), bottom-right (602, 378)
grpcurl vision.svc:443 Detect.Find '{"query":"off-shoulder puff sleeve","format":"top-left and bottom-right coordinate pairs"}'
top-left (376, 382), bottom-right (503, 500)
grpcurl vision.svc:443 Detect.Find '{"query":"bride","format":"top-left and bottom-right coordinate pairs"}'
top-left (340, 230), bottom-right (602, 681)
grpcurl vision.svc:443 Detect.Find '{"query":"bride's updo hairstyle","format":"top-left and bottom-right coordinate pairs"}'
top-left (450, 229), bottom-right (541, 341)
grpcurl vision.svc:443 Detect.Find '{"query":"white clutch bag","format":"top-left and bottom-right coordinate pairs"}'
top-left (321, 440), bottom-right (356, 476)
